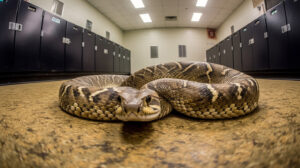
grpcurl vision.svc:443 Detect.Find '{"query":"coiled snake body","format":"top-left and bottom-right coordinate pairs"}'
top-left (59, 62), bottom-right (259, 121)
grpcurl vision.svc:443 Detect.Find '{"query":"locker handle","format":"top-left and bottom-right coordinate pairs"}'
top-left (28, 6), bottom-right (36, 12)
top-left (255, 20), bottom-right (260, 25)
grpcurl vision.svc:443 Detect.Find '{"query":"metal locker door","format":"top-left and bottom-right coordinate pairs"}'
top-left (213, 45), bottom-right (220, 64)
top-left (95, 35), bottom-right (103, 72)
top-left (14, 1), bottom-right (43, 71)
top-left (240, 24), bottom-right (254, 71)
top-left (120, 47), bottom-right (126, 73)
top-left (82, 30), bottom-right (95, 72)
top-left (252, 15), bottom-right (269, 71)
top-left (107, 40), bottom-right (114, 73)
top-left (220, 41), bottom-right (226, 66)
top-left (285, 0), bottom-right (300, 69)
top-left (265, 2), bottom-right (289, 70)
top-left (206, 47), bottom-right (212, 63)
top-left (40, 12), bottom-right (66, 71)
top-left (232, 31), bottom-right (242, 71)
top-left (65, 22), bottom-right (82, 72)
top-left (126, 50), bottom-right (131, 74)
top-left (113, 44), bottom-right (120, 73)
top-left (0, 0), bottom-right (20, 72)
top-left (224, 36), bottom-right (234, 68)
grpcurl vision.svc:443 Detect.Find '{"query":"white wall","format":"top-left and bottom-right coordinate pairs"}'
top-left (28, 0), bottom-right (123, 45)
top-left (124, 28), bottom-right (217, 72)
top-left (217, 0), bottom-right (265, 41)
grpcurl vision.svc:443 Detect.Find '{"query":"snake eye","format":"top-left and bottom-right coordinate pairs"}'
top-left (145, 95), bottom-right (152, 104)
top-left (117, 96), bottom-right (122, 103)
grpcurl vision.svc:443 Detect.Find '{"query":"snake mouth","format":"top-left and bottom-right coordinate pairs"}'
top-left (116, 112), bottom-right (160, 122)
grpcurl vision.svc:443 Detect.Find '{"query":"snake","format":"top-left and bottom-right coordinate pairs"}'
top-left (59, 61), bottom-right (259, 122)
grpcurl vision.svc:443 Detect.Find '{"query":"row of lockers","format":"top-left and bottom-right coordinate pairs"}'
top-left (206, 0), bottom-right (299, 72)
top-left (0, 0), bottom-right (131, 74)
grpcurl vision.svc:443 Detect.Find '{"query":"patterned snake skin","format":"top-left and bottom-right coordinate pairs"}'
top-left (59, 62), bottom-right (259, 121)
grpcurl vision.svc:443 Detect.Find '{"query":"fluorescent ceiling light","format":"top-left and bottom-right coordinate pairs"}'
top-left (191, 13), bottom-right (202, 22)
top-left (196, 0), bottom-right (208, 7)
top-left (130, 0), bottom-right (145, 8)
top-left (140, 13), bottom-right (152, 23)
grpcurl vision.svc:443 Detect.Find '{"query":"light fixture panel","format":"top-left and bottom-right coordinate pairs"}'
top-left (191, 13), bottom-right (202, 22)
top-left (130, 0), bottom-right (145, 8)
top-left (140, 13), bottom-right (152, 23)
top-left (196, 0), bottom-right (208, 7)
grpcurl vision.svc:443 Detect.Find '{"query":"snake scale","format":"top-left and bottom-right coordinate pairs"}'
top-left (59, 62), bottom-right (259, 121)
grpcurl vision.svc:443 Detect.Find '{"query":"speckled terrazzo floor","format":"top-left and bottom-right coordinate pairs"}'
top-left (0, 79), bottom-right (299, 168)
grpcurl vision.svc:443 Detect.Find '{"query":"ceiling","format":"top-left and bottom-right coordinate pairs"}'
top-left (86, 0), bottom-right (244, 31)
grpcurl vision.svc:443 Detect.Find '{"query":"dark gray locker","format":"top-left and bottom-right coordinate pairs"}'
top-left (106, 40), bottom-right (114, 73)
top-left (240, 24), bottom-right (254, 71)
top-left (82, 30), bottom-right (95, 72)
top-left (127, 50), bottom-right (131, 74)
top-left (220, 36), bottom-right (233, 68)
top-left (212, 45), bottom-right (220, 64)
top-left (0, 0), bottom-right (20, 72)
top-left (252, 15), bottom-right (269, 71)
top-left (40, 11), bottom-right (66, 71)
top-left (65, 22), bottom-right (82, 71)
top-left (232, 32), bottom-right (242, 71)
top-left (265, 2), bottom-right (289, 69)
top-left (285, 0), bottom-right (300, 69)
top-left (120, 47), bottom-right (126, 73)
top-left (14, 1), bottom-right (43, 71)
top-left (113, 43), bottom-right (120, 73)
top-left (96, 37), bottom-right (113, 73)
top-left (124, 49), bottom-right (131, 74)
top-left (206, 47), bottom-right (213, 63)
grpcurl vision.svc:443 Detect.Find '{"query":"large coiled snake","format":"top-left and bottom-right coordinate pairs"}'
top-left (59, 62), bottom-right (259, 121)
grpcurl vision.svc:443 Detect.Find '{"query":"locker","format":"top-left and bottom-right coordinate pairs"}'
top-left (240, 23), bottom-right (254, 71)
top-left (65, 22), bottom-right (83, 72)
top-left (265, 2), bottom-right (289, 70)
top-left (14, 1), bottom-right (43, 71)
top-left (82, 30), bottom-right (95, 72)
top-left (113, 43), bottom-right (120, 73)
top-left (40, 11), bottom-right (66, 71)
top-left (232, 31), bottom-right (242, 71)
top-left (212, 45), bottom-right (220, 64)
top-left (95, 37), bottom-right (113, 73)
top-left (106, 40), bottom-right (114, 73)
top-left (252, 15), bottom-right (269, 70)
top-left (126, 50), bottom-right (131, 74)
top-left (285, 0), bottom-right (300, 69)
top-left (220, 36), bottom-right (234, 68)
top-left (120, 47), bottom-right (126, 73)
top-left (0, 0), bottom-right (20, 72)
top-left (206, 47), bottom-right (213, 63)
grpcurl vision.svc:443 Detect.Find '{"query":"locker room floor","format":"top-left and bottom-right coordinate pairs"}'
top-left (0, 79), bottom-right (299, 168)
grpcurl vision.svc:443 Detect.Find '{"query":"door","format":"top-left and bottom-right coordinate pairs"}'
top-left (95, 35), bottom-right (106, 72)
top-left (113, 44), bottom-right (120, 73)
top-left (82, 30), bottom-right (95, 72)
top-left (240, 24), bottom-right (254, 71)
top-left (232, 31), bottom-right (242, 71)
top-left (126, 49), bottom-right (131, 74)
top-left (206, 47), bottom-right (213, 63)
top-left (40, 11), bottom-right (66, 71)
top-left (106, 40), bottom-right (114, 73)
top-left (0, 0), bottom-right (20, 72)
top-left (252, 15), bottom-right (269, 70)
top-left (14, 1), bottom-right (43, 71)
top-left (222, 36), bottom-right (234, 68)
top-left (65, 22), bottom-right (82, 72)
top-left (212, 45), bottom-right (220, 64)
top-left (285, 0), bottom-right (300, 69)
top-left (265, 2), bottom-right (289, 70)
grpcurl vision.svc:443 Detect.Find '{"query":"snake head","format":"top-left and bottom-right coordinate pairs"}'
top-left (114, 87), bottom-right (161, 122)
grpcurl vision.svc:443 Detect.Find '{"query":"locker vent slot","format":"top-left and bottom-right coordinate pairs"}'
top-left (28, 6), bottom-right (36, 12)
top-left (51, 0), bottom-right (64, 16)
top-left (178, 45), bottom-right (186, 57)
top-left (106, 31), bottom-right (110, 40)
top-left (150, 46), bottom-right (158, 58)
top-left (73, 26), bottom-right (78, 31)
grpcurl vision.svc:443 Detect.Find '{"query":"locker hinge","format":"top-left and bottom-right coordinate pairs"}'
top-left (8, 22), bottom-right (22, 31)
top-left (113, 51), bottom-right (116, 56)
top-left (231, 46), bottom-right (233, 51)
top-left (240, 43), bottom-right (242, 48)
top-left (41, 31), bottom-right (44, 37)
top-left (82, 42), bottom-right (85, 48)
top-left (95, 46), bottom-right (98, 51)
top-left (118, 54), bottom-right (121, 58)
top-left (223, 49), bottom-right (226, 54)
top-left (264, 32), bottom-right (268, 39)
